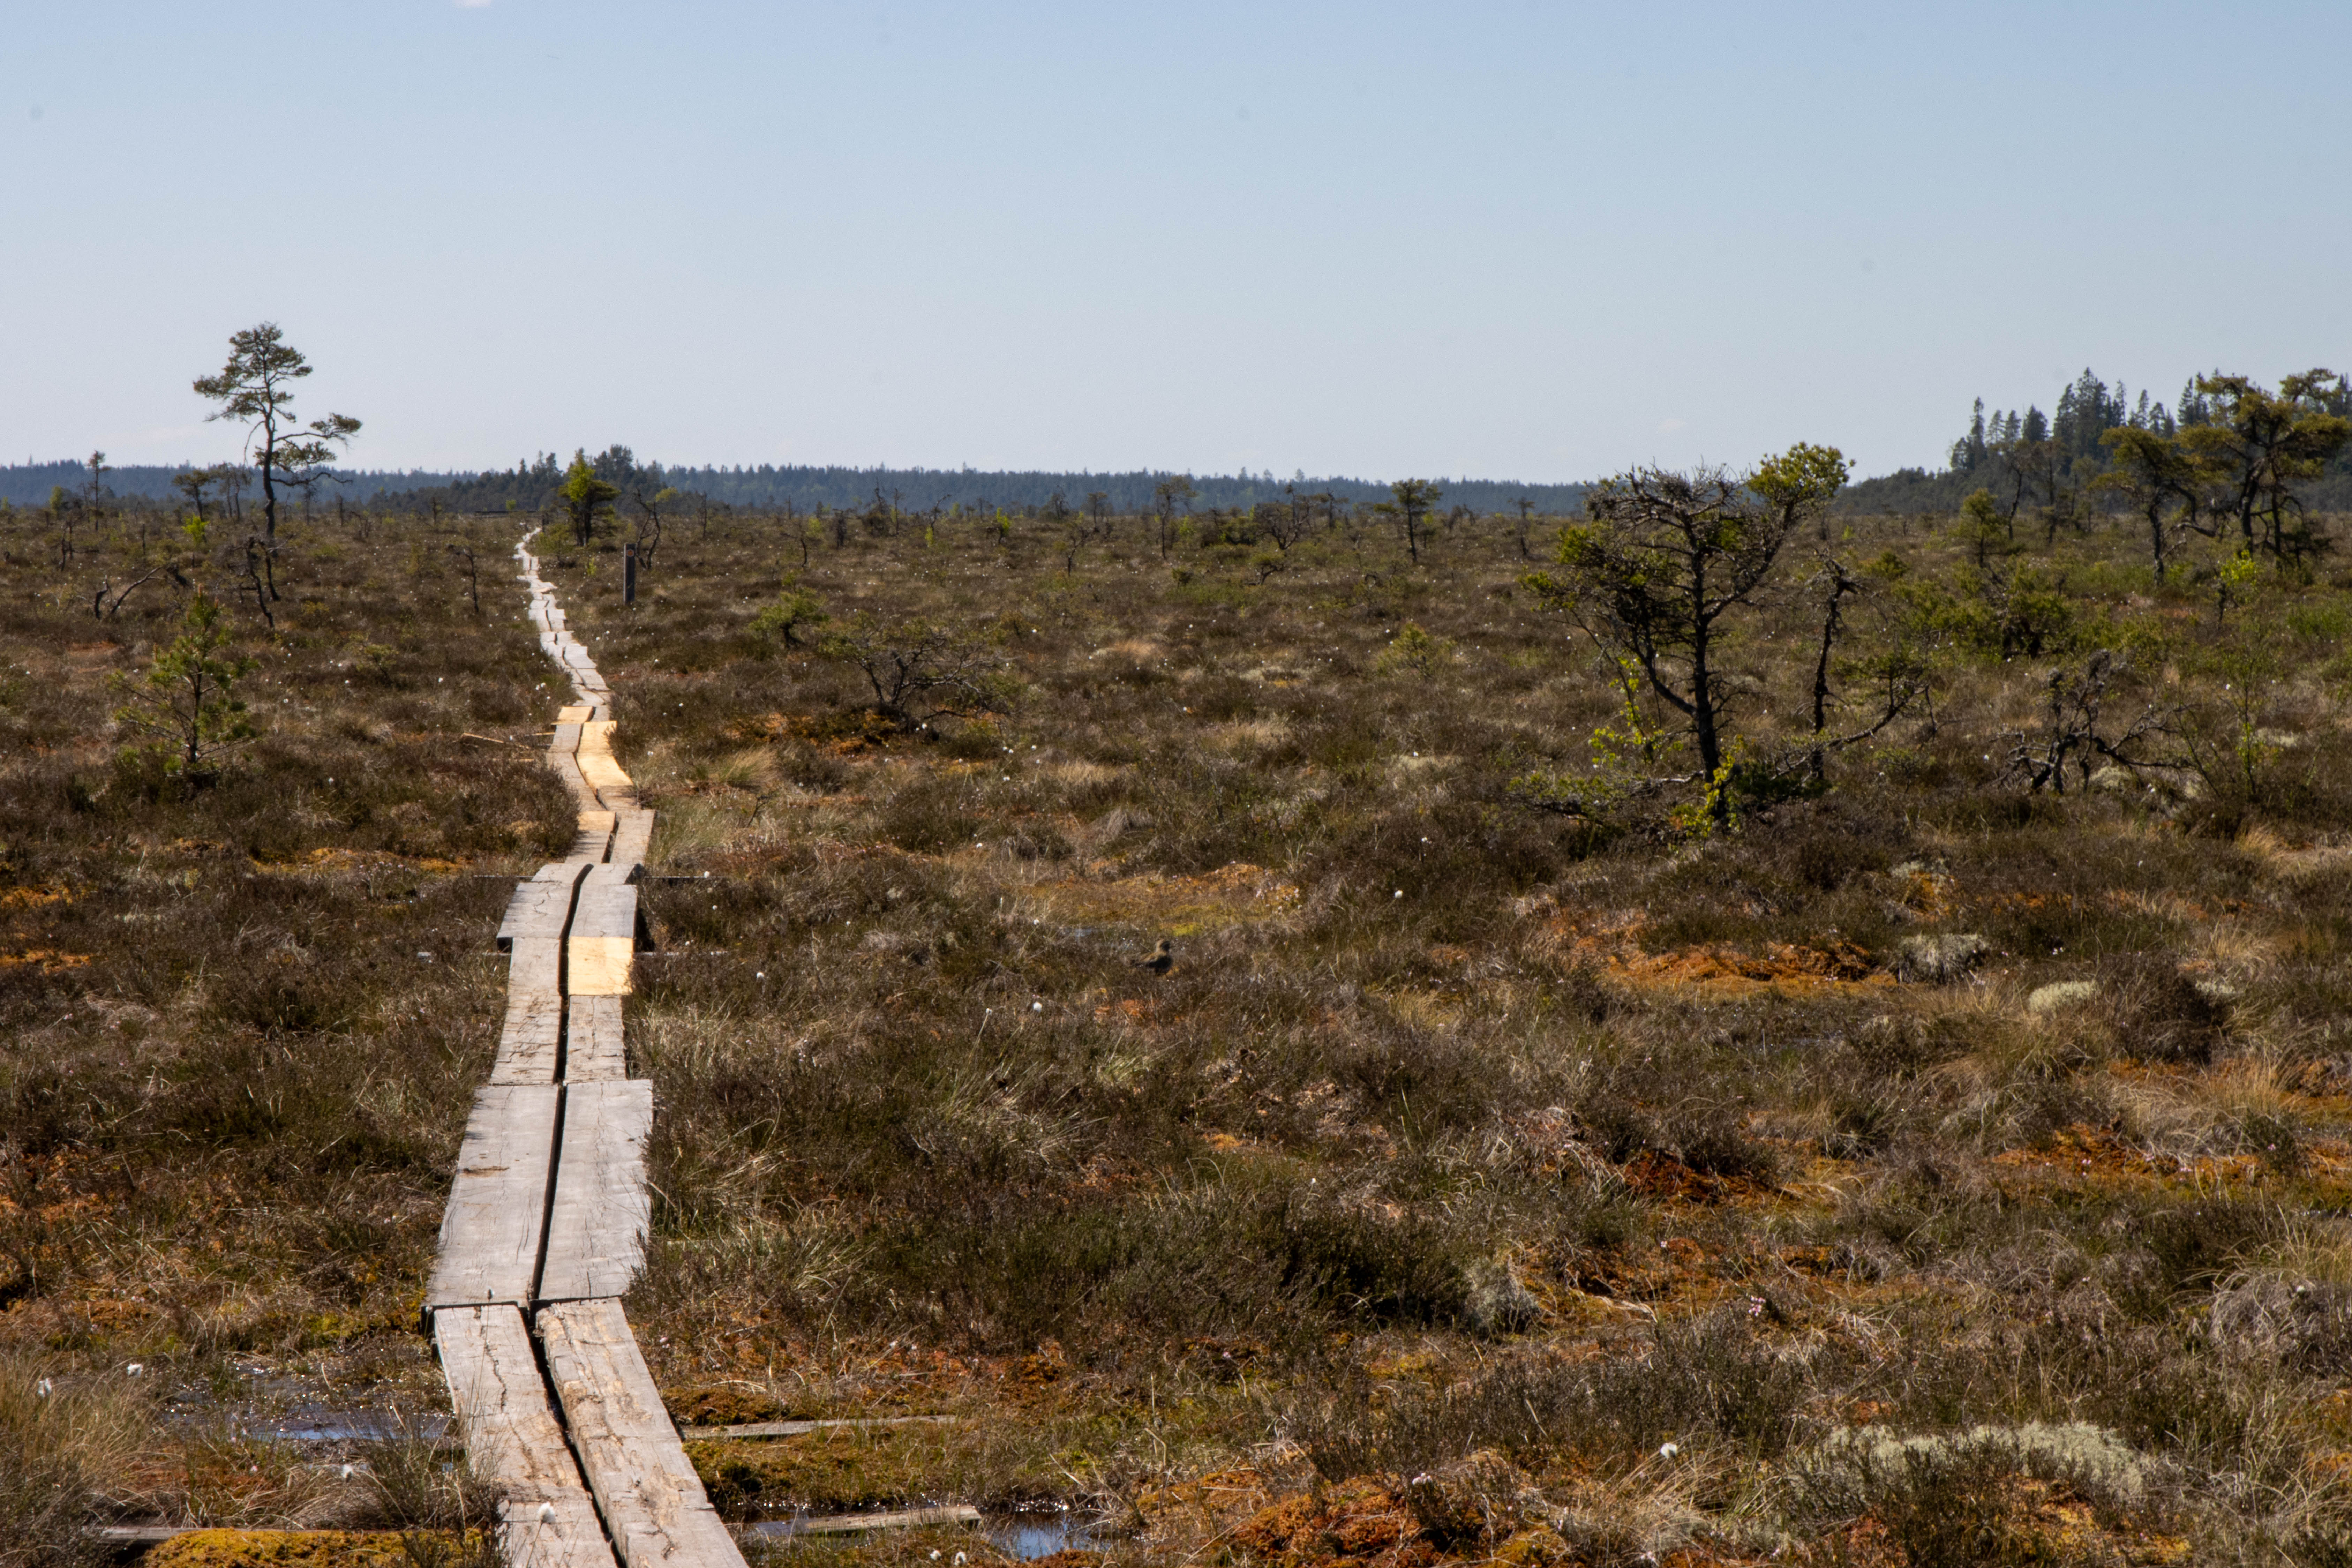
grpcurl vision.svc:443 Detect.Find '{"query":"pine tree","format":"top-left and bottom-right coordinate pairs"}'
top-left (1950, 399), bottom-right (1989, 472)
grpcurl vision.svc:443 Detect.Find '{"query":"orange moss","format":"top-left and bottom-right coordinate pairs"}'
top-left (0, 948), bottom-right (92, 971)
top-left (146, 1529), bottom-right (456, 1567)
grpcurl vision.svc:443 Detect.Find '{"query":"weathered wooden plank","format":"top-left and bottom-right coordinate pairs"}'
top-left (552, 721), bottom-right (585, 756)
top-left (569, 810), bottom-right (618, 862)
top-left (489, 984), bottom-right (564, 1086)
top-left (569, 866), bottom-right (638, 996)
top-left (537, 1080), bottom-right (653, 1303)
top-left (609, 809), bottom-right (656, 871)
top-left (565, 994), bottom-right (628, 1082)
top-left (539, 1299), bottom-right (747, 1568)
top-left (508, 933), bottom-right (564, 998)
top-left (679, 1416), bottom-right (957, 1441)
top-left (553, 751), bottom-right (599, 811)
top-left (497, 865), bottom-right (579, 952)
top-left (434, 1304), bottom-right (616, 1568)
top-left (426, 1086), bottom-right (559, 1310)
top-left (787, 1507), bottom-right (982, 1535)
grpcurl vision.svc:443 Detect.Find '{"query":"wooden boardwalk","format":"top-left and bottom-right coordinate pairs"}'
top-left (424, 534), bottom-right (745, 1568)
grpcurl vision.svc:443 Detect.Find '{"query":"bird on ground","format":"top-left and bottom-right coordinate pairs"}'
top-left (1135, 938), bottom-right (1174, 975)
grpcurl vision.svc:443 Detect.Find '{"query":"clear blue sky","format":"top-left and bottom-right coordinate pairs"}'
top-left (6, 2), bottom-right (2347, 483)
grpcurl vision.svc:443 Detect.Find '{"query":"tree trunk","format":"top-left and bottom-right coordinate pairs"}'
top-left (260, 426), bottom-right (278, 543)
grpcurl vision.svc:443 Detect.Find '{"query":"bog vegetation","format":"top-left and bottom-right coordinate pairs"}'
top-left (10, 350), bottom-right (2352, 1565)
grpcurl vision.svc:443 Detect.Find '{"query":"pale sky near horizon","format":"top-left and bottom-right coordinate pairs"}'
top-left (5, 2), bottom-right (2348, 483)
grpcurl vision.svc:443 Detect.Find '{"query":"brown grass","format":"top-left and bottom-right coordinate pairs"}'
top-left (15, 490), bottom-right (2352, 1561)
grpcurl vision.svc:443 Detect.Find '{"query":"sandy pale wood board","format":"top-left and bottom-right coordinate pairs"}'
top-left (567, 937), bottom-right (634, 997)
top-left (578, 755), bottom-right (636, 806)
top-left (427, 1086), bottom-right (560, 1310)
top-left (539, 1298), bottom-right (746, 1568)
top-left (537, 1081), bottom-right (654, 1303)
top-left (569, 869), bottom-right (639, 996)
top-left (434, 1305), bottom-right (616, 1568)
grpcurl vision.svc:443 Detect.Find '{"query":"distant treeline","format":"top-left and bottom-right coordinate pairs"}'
top-left (1843, 367), bottom-right (2352, 515)
top-left (0, 452), bottom-right (1589, 517)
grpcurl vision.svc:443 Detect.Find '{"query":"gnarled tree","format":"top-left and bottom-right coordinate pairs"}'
top-left (1524, 445), bottom-right (1846, 823)
top-left (2181, 370), bottom-right (2351, 565)
top-left (820, 613), bottom-right (1016, 730)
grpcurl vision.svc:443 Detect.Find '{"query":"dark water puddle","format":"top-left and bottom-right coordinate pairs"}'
top-left (165, 1407), bottom-right (452, 1446)
top-left (744, 1509), bottom-right (1102, 1560)
top-left (986, 1510), bottom-right (1101, 1559)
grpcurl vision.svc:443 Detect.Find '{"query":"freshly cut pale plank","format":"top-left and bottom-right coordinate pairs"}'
top-left (568, 939), bottom-right (632, 994)
top-left (434, 1305), bottom-right (616, 1568)
top-left (537, 1080), bottom-right (654, 1302)
top-left (609, 809), bottom-right (655, 871)
top-left (557, 704), bottom-right (595, 723)
top-left (539, 1299), bottom-right (747, 1568)
top-left (569, 866), bottom-right (639, 996)
top-left (577, 736), bottom-right (634, 805)
top-left (426, 1086), bottom-right (559, 1310)
top-left (565, 994), bottom-right (628, 1081)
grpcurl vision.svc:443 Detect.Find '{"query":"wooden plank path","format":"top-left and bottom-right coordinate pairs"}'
top-left (422, 531), bottom-right (746, 1568)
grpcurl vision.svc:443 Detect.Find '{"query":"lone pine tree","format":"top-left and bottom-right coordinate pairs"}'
top-left (192, 322), bottom-right (361, 543)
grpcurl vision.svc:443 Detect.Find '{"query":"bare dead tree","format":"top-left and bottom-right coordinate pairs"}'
top-left (447, 543), bottom-right (481, 614)
top-left (2002, 650), bottom-right (2185, 795)
top-left (91, 568), bottom-right (166, 622)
